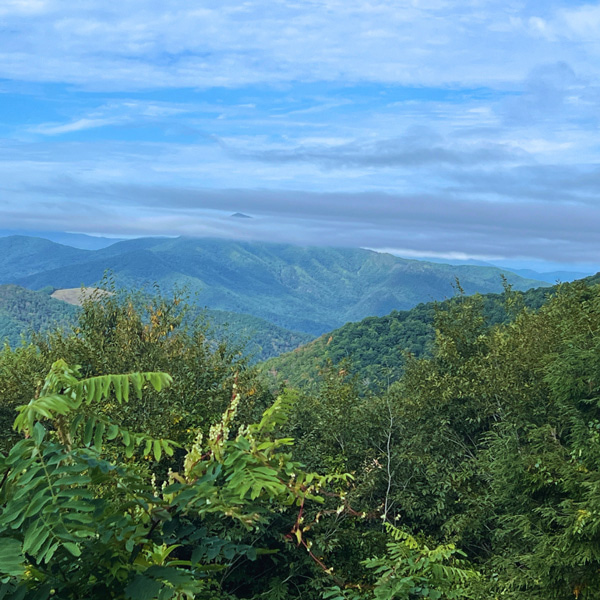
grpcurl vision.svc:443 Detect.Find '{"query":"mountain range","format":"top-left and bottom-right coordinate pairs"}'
top-left (0, 235), bottom-right (549, 335)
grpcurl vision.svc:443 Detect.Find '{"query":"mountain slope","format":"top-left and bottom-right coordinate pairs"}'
top-left (0, 236), bottom-right (89, 282)
top-left (260, 279), bottom-right (564, 390)
top-left (0, 283), bottom-right (312, 361)
top-left (0, 235), bottom-right (549, 335)
top-left (0, 230), bottom-right (124, 250)
top-left (0, 285), bottom-right (78, 346)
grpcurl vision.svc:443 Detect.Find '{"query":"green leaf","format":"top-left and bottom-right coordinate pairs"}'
top-left (0, 538), bottom-right (25, 576)
top-left (153, 440), bottom-right (162, 462)
top-left (83, 417), bottom-right (95, 446)
top-left (94, 422), bottom-right (106, 451)
top-left (144, 439), bottom-right (152, 457)
top-left (32, 422), bottom-right (46, 446)
top-left (125, 575), bottom-right (163, 600)
top-left (22, 522), bottom-right (50, 556)
top-left (107, 424), bottom-right (119, 441)
top-left (63, 542), bottom-right (81, 557)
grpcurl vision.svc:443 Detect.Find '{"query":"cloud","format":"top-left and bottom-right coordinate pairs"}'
top-left (1, 2), bottom-right (600, 273)
top-left (225, 130), bottom-right (529, 169)
top-left (3, 163), bottom-right (600, 265)
top-left (0, 0), bottom-right (596, 90)
top-left (33, 118), bottom-right (118, 135)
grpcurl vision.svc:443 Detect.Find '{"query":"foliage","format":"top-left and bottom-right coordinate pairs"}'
top-left (262, 281), bottom-right (554, 393)
top-left (324, 524), bottom-right (477, 600)
top-left (0, 286), bottom-right (272, 455)
top-left (3, 252), bottom-right (600, 598)
top-left (0, 283), bottom-right (312, 364)
top-left (0, 284), bottom-right (77, 347)
top-left (274, 279), bottom-right (600, 599)
top-left (0, 360), bottom-right (348, 599)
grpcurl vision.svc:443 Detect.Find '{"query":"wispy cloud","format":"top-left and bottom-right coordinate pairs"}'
top-left (0, 1), bottom-right (595, 90)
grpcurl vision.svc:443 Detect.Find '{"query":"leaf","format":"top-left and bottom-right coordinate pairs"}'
top-left (121, 429), bottom-right (131, 447)
top-left (144, 439), bottom-right (153, 457)
top-left (153, 440), bottom-right (162, 462)
top-left (63, 542), bottom-right (81, 557)
top-left (113, 375), bottom-right (123, 402)
top-left (32, 422), bottom-right (46, 446)
top-left (83, 417), bottom-right (95, 446)
top-left (125, 575), bottom-right (163, 600)
top-left (22, 522), bottom-right (50, 556)
top-left (94, 422), bottom-right (106, 452)
top-left (0, 538), bottom-right (24, 576)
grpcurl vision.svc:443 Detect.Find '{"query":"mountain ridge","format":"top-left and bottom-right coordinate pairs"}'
top-left (0, 235), bottom-right (549, 335)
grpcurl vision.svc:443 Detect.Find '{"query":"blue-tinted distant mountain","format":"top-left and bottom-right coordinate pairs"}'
top-left (399, 254), bottom-right (593, 285)
top-left (0, 235), bottom-right (550, 335)
top-left (0, 236), bottom-right (90, 282)
top-left (0, 230), bottom-right (124, 250)
top-left (500, 268), bottom-right (590, 284)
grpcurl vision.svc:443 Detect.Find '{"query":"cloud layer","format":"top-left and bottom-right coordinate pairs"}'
top-left (1, 1), bottom-right (600, 270)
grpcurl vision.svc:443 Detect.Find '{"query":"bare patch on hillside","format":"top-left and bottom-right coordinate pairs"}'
top-left (51, 287), bottom-right (113, 306)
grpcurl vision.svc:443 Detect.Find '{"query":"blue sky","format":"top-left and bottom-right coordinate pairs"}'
top-left (2, 0), bottom-right (600, 271)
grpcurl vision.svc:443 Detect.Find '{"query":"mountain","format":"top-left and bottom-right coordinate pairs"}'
top-left (0, 236), bottom-right (88, 282)
top-left (0, 283), bottom-right (311, 362)
top-left (201, 309), bottom-right (313, 362)
top-left (502, 267), bottom-right (590, 284)
top-left (403, 255), bottom-right (593, 284)
top-left (260, 278), bottom-right (566, 390)
top-left (0, 235), bottom-right (549, 335)
top-left (0, 285), bottom-right (78, 347)
top-left (0, 230), bottom-right (124, 250)
top-left (0, 236), bottom-right (552, 335)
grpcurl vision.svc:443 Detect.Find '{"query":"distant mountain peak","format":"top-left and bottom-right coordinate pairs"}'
top-left (230, 212), bottom-right (252, 219)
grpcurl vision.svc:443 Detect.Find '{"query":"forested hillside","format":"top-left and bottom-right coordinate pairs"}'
top-left (262, 278), bottom-right (555, 390)
top-left (0, 285), bottom-right (78, 346)
top-left (2, 280), bottom-right (600, 598)
top-left (0, 284), bottom-right (312, 362)
top-left (0, 235), bottom-right (548, 335)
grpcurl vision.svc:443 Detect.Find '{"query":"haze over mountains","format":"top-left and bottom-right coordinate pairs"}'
top-left (0, 234), bottom-right (549, 336)
top-left (0, 230), bottom-right (124, 251)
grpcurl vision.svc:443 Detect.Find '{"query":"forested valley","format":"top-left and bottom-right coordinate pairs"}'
top-left (2, 278), bottom-right (600, 599)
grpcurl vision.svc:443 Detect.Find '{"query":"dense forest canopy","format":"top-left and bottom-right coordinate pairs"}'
top-left (2, 279), bottom-right (600, 598)
top-left (262, 276), bottom-right (556, 392)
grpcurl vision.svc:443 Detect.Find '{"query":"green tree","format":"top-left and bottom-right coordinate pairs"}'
top-left (0, 287), bottom-right (274, 455)
top-left (0, 360), bottom-right (347, 599)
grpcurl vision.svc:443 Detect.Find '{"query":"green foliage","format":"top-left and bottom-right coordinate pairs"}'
top-left (0, 360), bottom-right (348, 599)
top-left (323, 524), bottom-right (477, 600)
top-left (262, 281), bottom-right (555, 393)
top-left (4, 261), bottom-right (598, 598)
top-left (201, 309), bottom-right (314, 363)
top-left (0, 283), bottom-right (313, 364)
top-left (0, 284), bottom-right (77, 347)
top-left (274, 279), bottom-right (600, 599)
top-left (0, 287), bottom-right (272, 455)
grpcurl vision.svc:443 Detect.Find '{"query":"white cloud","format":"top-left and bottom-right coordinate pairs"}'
top-left (33, 118), bottom-right (116, 135)
top-left (561, 3), bottom-right (600, 39)
top-left (0, 0), bottom-right (593, 90)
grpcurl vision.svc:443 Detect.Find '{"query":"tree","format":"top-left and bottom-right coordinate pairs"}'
top-left (0, 360), bottom-right (347, 599)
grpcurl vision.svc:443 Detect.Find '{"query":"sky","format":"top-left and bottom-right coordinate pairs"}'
top-left (1, 0), bottom-right (600, 272)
